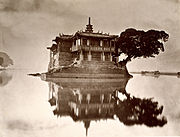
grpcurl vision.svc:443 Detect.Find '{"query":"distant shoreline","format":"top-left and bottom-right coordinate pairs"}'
top-left (130, 71), bottom-right (179, 76)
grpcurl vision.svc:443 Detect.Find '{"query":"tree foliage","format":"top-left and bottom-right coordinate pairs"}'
top-left (0, 57), bottom-right (3, 65)
top-left (116, 28), bottom-right (169, 62)
top-left (0, 71), bottom-right (12, 86)
top-left (0, 52), bottom-right (13, 68)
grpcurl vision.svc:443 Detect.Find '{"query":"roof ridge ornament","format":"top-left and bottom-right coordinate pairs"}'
top-left (85, 17), bottom-right (93, 33)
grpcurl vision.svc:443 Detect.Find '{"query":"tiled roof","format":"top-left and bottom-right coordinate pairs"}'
top-left (75, 32), bottom-right (118, 39)
top-left (59, 34), bottom-right (73, 40)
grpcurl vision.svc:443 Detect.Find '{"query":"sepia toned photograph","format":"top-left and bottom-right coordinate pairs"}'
top-left (0, 0), bottom-right (180, 136)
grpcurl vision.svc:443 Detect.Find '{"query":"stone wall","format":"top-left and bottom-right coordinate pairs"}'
top-left (59, 40), bottom-right (72, 52)
top-left (59, 52), bottom-right (73, 66)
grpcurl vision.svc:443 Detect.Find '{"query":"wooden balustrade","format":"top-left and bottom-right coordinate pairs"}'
top-left (81, 45), bottom-right (115, 52)
top-left (71, 45), bottom-right (120, 52)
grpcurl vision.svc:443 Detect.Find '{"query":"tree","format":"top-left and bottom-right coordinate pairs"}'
top-left (0, 71), bottom-right (12, 86)
top-left (115, 28), bottom-right (169, 65)
top-left (0, 52), bottom-right (13, 68)
top-left (0, 57), bottom-right (3, 65)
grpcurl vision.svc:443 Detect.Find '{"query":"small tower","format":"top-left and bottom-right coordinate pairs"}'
top-left (85, 17), bottom-right (93, 33)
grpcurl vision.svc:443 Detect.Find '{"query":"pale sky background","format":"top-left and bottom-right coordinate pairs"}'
top-left (0, 0), bottom-right (179, 72)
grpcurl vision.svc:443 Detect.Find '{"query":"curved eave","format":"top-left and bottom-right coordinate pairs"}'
top-left (74, 32), bottom-right (118, 39)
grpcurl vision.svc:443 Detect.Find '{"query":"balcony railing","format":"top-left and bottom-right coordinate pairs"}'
top-left (71, 45), bottom-right (81, 52)
top-left (71, 45), bottom-right (120, 52)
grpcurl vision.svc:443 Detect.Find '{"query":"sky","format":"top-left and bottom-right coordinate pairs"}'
top-left (0, 0), bottom-right (179, 72)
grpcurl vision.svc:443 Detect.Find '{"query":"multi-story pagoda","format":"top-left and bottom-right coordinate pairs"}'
top-left (42, 17), bottom-right (131, 81)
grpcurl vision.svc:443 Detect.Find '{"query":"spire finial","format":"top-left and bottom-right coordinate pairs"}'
top-left (88, 17), bottom-right (91, 25)
top-left (85, 17), bottom-right (93, 33)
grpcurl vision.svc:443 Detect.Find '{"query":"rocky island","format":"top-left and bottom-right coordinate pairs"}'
top-left (41, 18), bottom-right (132, 82)
top-left (41, 17), bottom-right (169, 82)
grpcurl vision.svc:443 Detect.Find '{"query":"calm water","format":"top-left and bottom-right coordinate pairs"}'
top-left (0, 70), bottom-right (180, 137)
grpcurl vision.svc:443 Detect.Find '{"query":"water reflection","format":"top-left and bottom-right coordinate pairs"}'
top-left (0, 70), bottom-right (12, 87)
top-left (46, 78), bottom-right (167, 135)
top-left (113, 90), bottom-right (167, 127)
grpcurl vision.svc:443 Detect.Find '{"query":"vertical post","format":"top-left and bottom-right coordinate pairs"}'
top-left (102, 52), bottom-right (105, 61)
top-left (110, 53), bottom-right (112, 61)
top-left (110, 40), bottom-right (112, 61)
top-left (88, 51), bottom-right (92, 61)
top-left (101, 39), bottom-right (105, 61)
top-left (48, 51), bottom-right (53, 71)
top-left (79, 94), bottom-right (82, 104)
top-left (88, 38), bottom-right (92, 61)
top-left (52, 51), bottom-right (55, 68)
top-left (109, 94), bottom-right (111, 103)
top-left (48, 82), bottom-right (52, 100)
top-left (100, 40), bottom-right (103, 47)
top-left (100, 94), bottom-right (104, 103)
top-left (79, 37), bottom-right (83, 60)
top-left (88, 39), bottom-right (91, 61)
top-left (80, 50), bottom-right (83, 61)
top-left (80, 38), bottom-right (83, 45)
top-left (113, 40), bottom-right (115, 51)
top-left (85, 108), bottom-right (88, 115)
top-left (58, 44), bottom-right (60, 67)
top-left (87, 39), bottom-right (90, 46)
top-left (98, 108), bottom-right (101, 114)
top-left (87, 94), bottom-right (91, 104)
top-left (100, 40), bottom-right (103, 61)
top-left (79, 38), bottom-right (82, 52)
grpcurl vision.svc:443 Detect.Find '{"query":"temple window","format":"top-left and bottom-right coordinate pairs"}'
top-left (76, 39), bottom-right (81, 45)
top-left (87, 94), bottom-right (91, 103)
top-left (73, 40), bottom-right (76, 46)
top-left (91, 40), bottom-right (96, 46)
top-left (100, 94), bottom-right (104, 103)
top-left (111, 40), bottom-right (115, 47)
top-left (82, 39), bottom-right (87, 45)
top-left (85, 108), bottom-right (88, 115)
top-left (100, 40), bottom-right (103, 46)
top-left (87, 39), bottom-right (90, 46)
top-left (93, 39), bottom-right (100, 46)
top-left (103, 40), bottom-right (108, 47)
top-left (76, 108), bottom-right (79, 116)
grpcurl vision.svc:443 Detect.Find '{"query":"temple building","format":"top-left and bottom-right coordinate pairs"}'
top-left (47, 18), bottom-right (122, 72)
top-left (41, 17), bottom-right (133, 81)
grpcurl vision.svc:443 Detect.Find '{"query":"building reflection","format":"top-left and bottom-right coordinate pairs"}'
top-left (0, 70), bottom-right (12, 87)
top-left (47, 78), bottom-right (167, 135)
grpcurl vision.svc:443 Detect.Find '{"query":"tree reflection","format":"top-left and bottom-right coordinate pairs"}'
top-left (113, 90), bottom-right (167, 127)
top-left (0, 71), bottom-right (12, 87)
